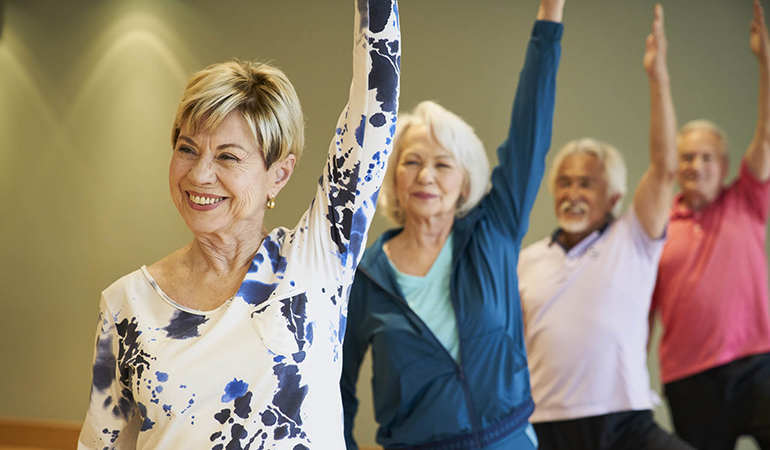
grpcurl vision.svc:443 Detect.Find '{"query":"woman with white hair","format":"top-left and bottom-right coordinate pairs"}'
top-left (78, 1), bottom-right (399, 449)
top-left (340, 1), bottom-right (564, 448)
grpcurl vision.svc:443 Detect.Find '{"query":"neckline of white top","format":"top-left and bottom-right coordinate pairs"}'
top-left (140, 265), bottom-right (233, 316)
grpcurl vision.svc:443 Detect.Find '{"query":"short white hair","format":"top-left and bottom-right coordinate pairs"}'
top-left (548, 138), bottom-right (627, 218)
top-left (678, 119), bottom-right (730, 163)
top-left (380, 101), bottom-right (490, 225)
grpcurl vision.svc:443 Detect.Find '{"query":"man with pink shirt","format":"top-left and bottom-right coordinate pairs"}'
top-left (650, 1), bottom-right (770, 449)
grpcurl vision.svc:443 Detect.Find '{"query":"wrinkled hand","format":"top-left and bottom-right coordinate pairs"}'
top-left (643, 4), bottom-right (668, 80)
top-left (751, 0), bottom-right (770, 62)
top-left (537, 0), bottom-right (565, 23)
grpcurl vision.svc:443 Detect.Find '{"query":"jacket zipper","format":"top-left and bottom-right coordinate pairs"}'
top-left (359, 269), bottom-right (455, 362)
top-left (450, 218), bottom-right (484, 449)
top-left (359, 231), bottom-right (485, 448)
top-left (448, 234), bottom-right (483, 449)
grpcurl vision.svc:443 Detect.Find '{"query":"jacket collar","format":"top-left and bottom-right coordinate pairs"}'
top-left (358, 205), bottom-right (485, 290)
top-left (451, 206), bottom-right (483, 262)
top-left (357, 228), bottom-right (406, 301)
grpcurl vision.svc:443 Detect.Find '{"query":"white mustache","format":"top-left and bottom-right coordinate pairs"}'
top-left (558, 200), bottom-right (589, 215)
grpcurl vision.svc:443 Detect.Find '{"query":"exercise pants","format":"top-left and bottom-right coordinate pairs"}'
top-left (665, 352), bottom-right (770, 450)
top-left (534, 409), bottom-right (695, 450)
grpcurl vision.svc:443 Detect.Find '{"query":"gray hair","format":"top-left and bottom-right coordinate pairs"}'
top-left (678, 119), bottom-right (730, 164)
top-left (380, 101), bottom-right (490, 225)
top-left (548, 138), bottom-right (627, 218)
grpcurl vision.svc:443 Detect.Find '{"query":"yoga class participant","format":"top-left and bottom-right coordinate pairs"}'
top-left (651, 1), bottom-right (770, 448)
top-left (518, 6), bottom-right (694, 449)
top-left (341, 1), bottom-right (564, 448)
top-left (78, 1), bottom-right (400, 448)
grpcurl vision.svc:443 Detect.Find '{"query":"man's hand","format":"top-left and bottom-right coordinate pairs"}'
top-left (633, 3), bottom-right (677, 240)
top-left (643, 4), bottom-right (668, 82)
top-left (751, 0), bottom-right (770, 63)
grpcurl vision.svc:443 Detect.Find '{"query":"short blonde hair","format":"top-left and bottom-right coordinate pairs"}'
top-left (380, 101), bottom-right (490, 225)
top-left (172, 60), bottom-right (304, 167)
top-left (548, 138), bottom-right (627, 218)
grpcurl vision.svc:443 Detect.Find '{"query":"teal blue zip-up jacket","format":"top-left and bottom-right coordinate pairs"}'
top-left (341, 20), bottom-right (563, 450)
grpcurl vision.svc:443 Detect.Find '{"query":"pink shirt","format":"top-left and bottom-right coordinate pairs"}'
top-left (652, 161), bottom-right (770, 384)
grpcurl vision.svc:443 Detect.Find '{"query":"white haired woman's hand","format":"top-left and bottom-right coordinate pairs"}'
top-left (537, 0), bottom-right (565, 23)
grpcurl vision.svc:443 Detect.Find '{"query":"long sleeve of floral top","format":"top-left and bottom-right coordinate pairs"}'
top-left (78, 1), bottom-right (400, 449)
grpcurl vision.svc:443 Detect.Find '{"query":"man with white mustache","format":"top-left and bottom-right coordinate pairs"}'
top-left (517, 6), bottom-right (694, 449)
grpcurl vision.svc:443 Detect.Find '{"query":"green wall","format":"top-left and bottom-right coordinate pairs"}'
top-left (0, 1), bottom-right (763, 448)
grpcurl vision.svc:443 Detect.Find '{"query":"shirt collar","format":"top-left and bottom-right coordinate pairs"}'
top-left (670, 192), bottom-right (692, 219)
top-left (670, 189), bottom-right (725, 220)
top-left (549, 219), bottom-right (613, 253)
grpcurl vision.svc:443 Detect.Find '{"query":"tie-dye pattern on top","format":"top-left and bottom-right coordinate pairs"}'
top-left (78, 1), bottom-right (400, 448)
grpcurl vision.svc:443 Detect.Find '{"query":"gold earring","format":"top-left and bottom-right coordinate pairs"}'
top-left (266, 195), bottom-right (276, 209)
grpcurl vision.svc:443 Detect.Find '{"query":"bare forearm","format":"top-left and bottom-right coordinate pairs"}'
top-left (747, 0), bottom-right (770, 180)
top-left (648, 74), bottom-right (678, 180)
top-left (747, 60), bottom-right (770, 180)
top-left (634, 4), bottom-right (676, 239)
top-left (758, 61), bottom-right (770, 137)
top-left (537, 0), bottom-right (564, 23)
top-left (633, 74), bottom-right (677, 239)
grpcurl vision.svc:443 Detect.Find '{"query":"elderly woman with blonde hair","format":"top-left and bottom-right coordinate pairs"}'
top-left (78, 1), bottom-right (400, 448)
top-left (340, 0), bottom-right (564, 449)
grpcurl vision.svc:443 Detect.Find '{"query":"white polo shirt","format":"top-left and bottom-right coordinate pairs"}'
top-left (518, 208), bottom-right (664, 423)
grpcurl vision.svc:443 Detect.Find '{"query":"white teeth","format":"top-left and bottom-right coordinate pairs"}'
top-left (558, 201), bottom-right (588, 215)
top-left (189, 194), bottom-right (224, 205)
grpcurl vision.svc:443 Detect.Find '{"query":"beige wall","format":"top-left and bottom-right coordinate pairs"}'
top-left (0, 0), bottom-right (764, 448)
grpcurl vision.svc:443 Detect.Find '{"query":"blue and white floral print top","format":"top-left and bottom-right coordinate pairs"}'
top-left (78, 1), bottom-right (400, 448)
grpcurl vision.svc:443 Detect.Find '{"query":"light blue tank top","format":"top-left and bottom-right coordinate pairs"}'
top-left (387, 233), bottom-right (460, 362)
top-left (388, 233), bottom-right (538, 448)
